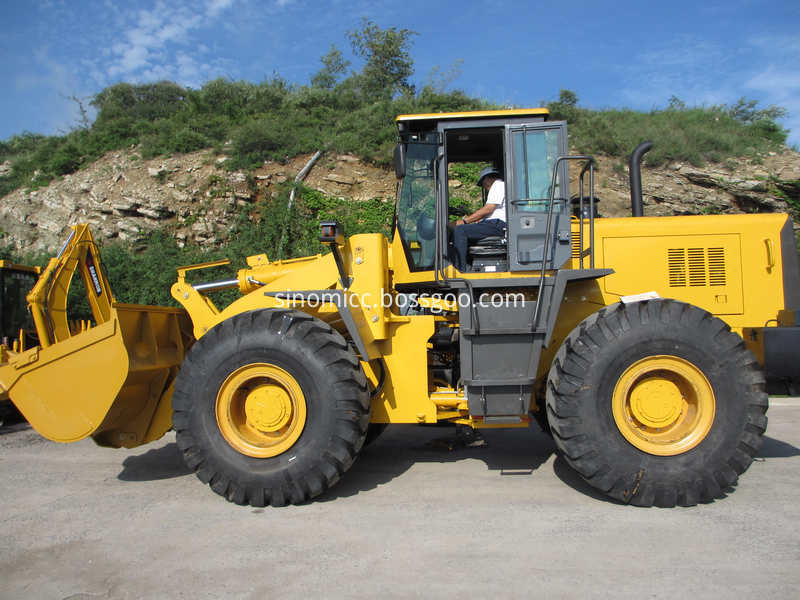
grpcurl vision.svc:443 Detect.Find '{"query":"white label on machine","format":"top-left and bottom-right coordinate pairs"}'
top-left (484, 266), bottom-right (497, 272)
top-left (620, 291), bottom-right (660, 304)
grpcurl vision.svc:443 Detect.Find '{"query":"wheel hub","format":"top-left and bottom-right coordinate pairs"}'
top-left (245, 384), bottom-right (292, 432)
top-left (215, 363), bottom-right (307, 458)
top-left (612, 355), bottom-right (715, 456)
top-left (629, 377), bottom-right (683, 428)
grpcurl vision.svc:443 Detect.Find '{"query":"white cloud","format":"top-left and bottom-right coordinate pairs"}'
top-left (747, 68), bottom-right (800, 95)
top-left (207, 0), bottom-right (236, 17)
top-left (742, 35), bottom-right (800, 146)
top-left (101, 1), bottom-right (227, 85)
top-left (618, 35), bottom-right (740, 108)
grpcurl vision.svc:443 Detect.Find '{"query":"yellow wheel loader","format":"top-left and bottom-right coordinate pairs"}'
top-left (0, 260), bottom-right (39, 347)
top-left (2, 108), bottom-right (798, 508)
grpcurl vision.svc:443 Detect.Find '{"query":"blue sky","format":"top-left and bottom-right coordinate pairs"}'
top-left (2, 0), bottom-right (799, 146)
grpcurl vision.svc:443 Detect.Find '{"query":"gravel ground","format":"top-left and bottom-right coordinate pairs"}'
top-left (1, 399), bottom-right (798, 599)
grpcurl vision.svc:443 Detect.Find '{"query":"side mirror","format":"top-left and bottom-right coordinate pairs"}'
top-left (319, 221), bottom-right (345, 247)
top-left (393, 143), bottom-right (406, 179)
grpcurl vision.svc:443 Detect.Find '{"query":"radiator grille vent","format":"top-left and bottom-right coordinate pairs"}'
top-left (707, 248), bottom-right (726, 286)
top-left (688, 248), bottom-right (706, 286)
top-left (668, 247), bottom-right (726, 288)
top-left (668, 249), bottom-right (687, 287)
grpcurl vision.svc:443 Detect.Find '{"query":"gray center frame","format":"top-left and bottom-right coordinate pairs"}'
top-left (452, 269), bottom-right (611, 418)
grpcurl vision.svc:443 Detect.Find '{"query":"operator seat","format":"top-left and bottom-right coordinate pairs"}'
top-left (468, 234), bottom-right (507, 271)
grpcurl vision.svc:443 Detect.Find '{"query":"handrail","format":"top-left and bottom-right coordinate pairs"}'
top-left (578, 158), bottom-right (596, 268)
top-left (532, 155), bottom-right (595, 330)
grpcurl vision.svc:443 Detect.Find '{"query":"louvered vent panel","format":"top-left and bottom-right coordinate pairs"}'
top-left (688, 248), bottom-right (707, 286)
top-left (668, 249), bottom-right (687, 287)
top-left (572, 235), bottom-right (581, 258)
top-left (708, 247), bottom-right (726, 286)
top-left (668, 247), bottom-right (727, 288)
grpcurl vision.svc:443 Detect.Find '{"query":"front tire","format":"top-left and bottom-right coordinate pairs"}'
top-left (546, 299), bottom-right (767, 507)
top-left (172, 309), bottom-right (370, 506)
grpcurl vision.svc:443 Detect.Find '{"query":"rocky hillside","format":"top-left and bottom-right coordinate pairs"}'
top-left (1, 146), bottom-right (798, 256)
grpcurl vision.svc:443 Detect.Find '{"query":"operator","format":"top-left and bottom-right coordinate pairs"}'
top-left (449, 167), bottom-right (506, 272)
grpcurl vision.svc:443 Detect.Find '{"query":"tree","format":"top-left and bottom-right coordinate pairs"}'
top-left (91, 81), bottom-right (187, 123)
top-left (547, 89), bottom-right (579, 122)
top-left (727, 97), bottom-right (787, 124)
top-left (422, 59), bottom-right (464, 95)
top-left (311, 45), bottom-right (350, 89)
top-left (558, 89), bottom-right (578, 107)
top-left (667, 95), bottom-right (686, 110)
top-left (347, 18), bottom-right (416, 100)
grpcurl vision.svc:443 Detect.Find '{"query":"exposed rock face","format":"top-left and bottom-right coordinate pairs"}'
top-left (0, 146), bottom-right (797, 255)
top-left (570, 152), bottom-right (800, 221)
top-left (0, 150), bottom-right (396, 254)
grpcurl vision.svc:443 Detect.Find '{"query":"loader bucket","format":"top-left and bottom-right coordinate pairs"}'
top-left (0, 303), bottom-right (192, 447)
top-left (0, 224), bottom-right (193, 448)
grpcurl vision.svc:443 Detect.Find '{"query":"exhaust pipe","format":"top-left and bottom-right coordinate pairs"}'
top-left (629, 141), bottom-right (653, 217)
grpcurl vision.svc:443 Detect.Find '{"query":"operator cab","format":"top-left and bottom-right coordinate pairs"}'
top-left (0, 261), bottom-right (39, 347)
top-left (393, 109), bottom-right (572, 279)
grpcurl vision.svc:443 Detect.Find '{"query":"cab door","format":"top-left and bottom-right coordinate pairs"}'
top-left (504, 122), bottom-right (570, 271)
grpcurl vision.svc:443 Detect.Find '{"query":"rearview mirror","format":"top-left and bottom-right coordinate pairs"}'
top-left (319, 221), bottom-right (345, 246)
top-left (393, 144), bottom-right (406, 179)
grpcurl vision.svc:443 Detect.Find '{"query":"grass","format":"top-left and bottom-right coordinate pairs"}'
top-left (548, 102), bottom-right (788, 167)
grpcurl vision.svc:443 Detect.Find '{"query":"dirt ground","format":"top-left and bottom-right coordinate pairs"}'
top-left (1, 399), bottom-right (799, 599)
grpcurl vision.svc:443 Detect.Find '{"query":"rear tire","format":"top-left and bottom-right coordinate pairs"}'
top-left (172, 309), bottom-right (370, 506)
top-left (546, 299), bottom-right (767, 507)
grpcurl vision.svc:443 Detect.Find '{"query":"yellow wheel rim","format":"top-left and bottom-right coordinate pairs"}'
top-left (216, 363), bottom-right (307, 458)
top-left (612, 355), bottom-right (715, 456)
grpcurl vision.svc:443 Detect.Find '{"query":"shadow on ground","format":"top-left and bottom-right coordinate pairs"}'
top-left (551, 456), bottom-right (627, 505)
top-left (317, 423), bottom-right (556, 502)
top-left (112, 428), bottom-right (800, 502)
top-left (118, 443), bottom-right (192, 481)
top-left (758, 435), bottom-right (800, 458)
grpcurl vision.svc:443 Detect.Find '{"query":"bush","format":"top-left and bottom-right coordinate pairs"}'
top-left (49, 142), bottom-right (82, 175)
top-left (230, 118), bottom-right (292, 168)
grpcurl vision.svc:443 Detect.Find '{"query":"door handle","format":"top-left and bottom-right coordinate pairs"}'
top-left (764, 238), bottom-right (775, 272)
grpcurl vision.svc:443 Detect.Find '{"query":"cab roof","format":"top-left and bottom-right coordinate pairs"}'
top-left (396, 108), bottom-right (549, 126)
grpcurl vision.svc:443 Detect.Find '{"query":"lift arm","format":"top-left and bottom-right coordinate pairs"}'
top-left (27, 224), bottom-right (115, 347)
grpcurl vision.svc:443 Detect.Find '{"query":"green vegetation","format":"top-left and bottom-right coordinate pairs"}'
top-left (448, 162), bottom-right (488, 217)
top-left (547, 90), bottom-right (788, 167)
